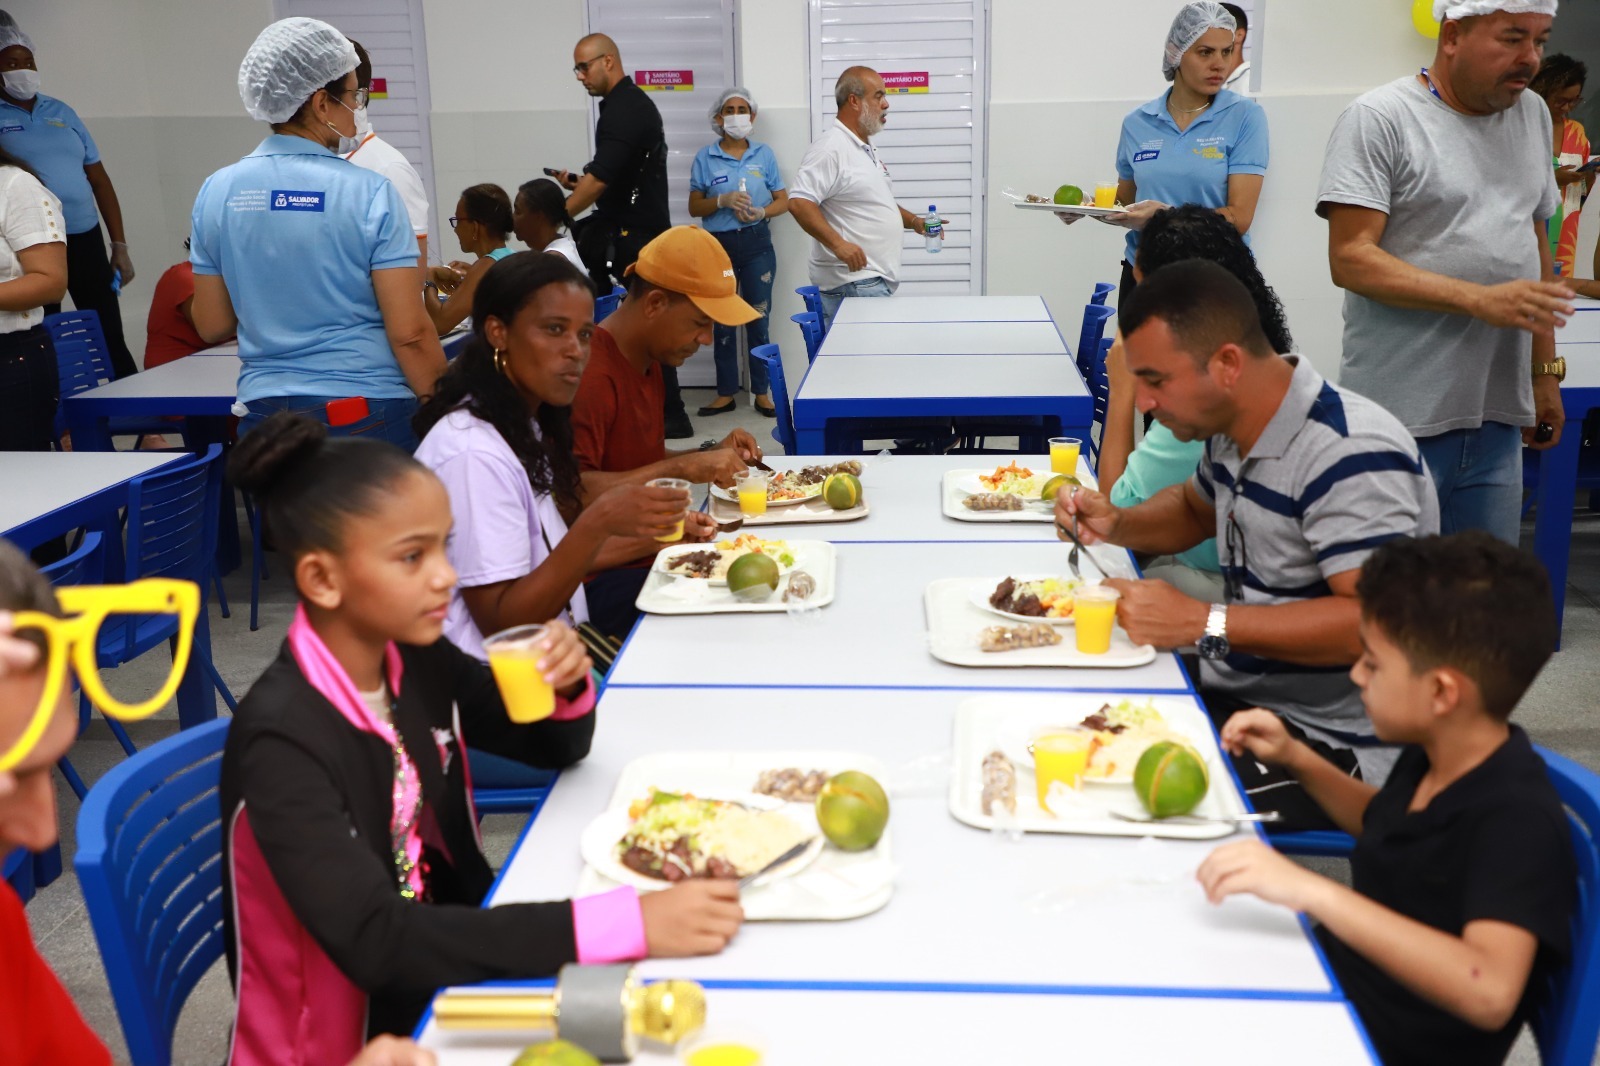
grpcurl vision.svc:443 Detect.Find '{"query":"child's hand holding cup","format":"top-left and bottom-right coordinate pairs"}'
top-left (483, 620), bottom-right (592, 722)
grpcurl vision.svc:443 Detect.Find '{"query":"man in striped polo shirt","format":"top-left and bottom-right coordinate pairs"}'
top-left (1059, 261), bottom-right (1439, 828)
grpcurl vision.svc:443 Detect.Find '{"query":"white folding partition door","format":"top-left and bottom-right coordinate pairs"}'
top-left (587, 0), bottom-right (740, 387)
top-left (809, 0), bottom-right (989, 295)
top-left (274, 0), bottom-right (438, 258)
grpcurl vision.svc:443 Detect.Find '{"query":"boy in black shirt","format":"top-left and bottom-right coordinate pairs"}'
top-left (1197, 532), bottom-right (1575, 1065)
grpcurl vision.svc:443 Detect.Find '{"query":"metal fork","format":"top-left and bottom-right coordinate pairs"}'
top-left (1068, 514), bottom-right (1082, 579)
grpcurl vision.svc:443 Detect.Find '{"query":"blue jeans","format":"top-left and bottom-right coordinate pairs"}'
top-left (819, 275), bottom-right (894, 331)
top-left (238, 395), bottom-right (420, 453)
top-left (1415, 422), bottom-right (1523, 545)
top-left (712, 221), bottom-right (776, 397)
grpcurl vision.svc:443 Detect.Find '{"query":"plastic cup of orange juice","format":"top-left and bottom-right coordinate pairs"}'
top-left (648, 477), bottom-right (692, 541)
top-left (680, 1032), bottom-right (765, 1066)
top-left (1049, 437), bottom-right (1081, 476)
top-left (734, 470), bottom-right (768, 516)
top-left (1032, 726), bottom-right (1094, 808)
top-left (1073, 585), bottom-right (1120, 655)
top-left (482, 624), bottom-right (555, 723)
top-left (1094, 181), bottom-right (1118, 209)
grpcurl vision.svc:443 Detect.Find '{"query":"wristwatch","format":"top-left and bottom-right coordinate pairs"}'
top-left (698, 439), bottom-right (719, 451)
top-left (1533, 357), bottom-right (1566, 382)
top-left (1197, 603), bottom-right (1230, 661)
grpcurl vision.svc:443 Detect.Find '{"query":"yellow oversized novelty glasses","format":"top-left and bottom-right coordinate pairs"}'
top-left (0, 580), bottom-right (198, 773)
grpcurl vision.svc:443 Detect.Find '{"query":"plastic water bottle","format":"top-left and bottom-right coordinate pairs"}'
top-left (924, 205), bottom-right (943, 253)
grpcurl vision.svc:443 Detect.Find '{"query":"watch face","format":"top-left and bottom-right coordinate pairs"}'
top-left (1197, 634), bottom-right (1230, 661)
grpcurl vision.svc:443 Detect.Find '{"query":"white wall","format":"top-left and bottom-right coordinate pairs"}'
top-left (35, 0), bottom-right (1558, 394)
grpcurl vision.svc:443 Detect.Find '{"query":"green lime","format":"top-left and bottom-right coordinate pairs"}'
top-left (823, 472), bottom-right (863, 510)
top-left (815, 771), bottom-right (890, 851)
top-left (1133, 741), bottom-right (1209, 818)
top-left (1053, 184), bottom-right (1084, 207)
top-left (726, 551), bottom-right (780, 601)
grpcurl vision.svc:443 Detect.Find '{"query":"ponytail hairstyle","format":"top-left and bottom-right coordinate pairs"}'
top-left (460, 183), bottom-right (513, 239)
top-left (227, 413), bottom-right (426, 564)
top-left (515, 177), bottom-right (574, 234)
top-left (1134, 203), bottom-right (1293, 355)
top-left (413, 252), bottom-right (596, 514)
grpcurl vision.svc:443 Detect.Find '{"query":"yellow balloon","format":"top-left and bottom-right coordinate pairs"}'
top-left (1412, 0), bottom-right (1441, 39)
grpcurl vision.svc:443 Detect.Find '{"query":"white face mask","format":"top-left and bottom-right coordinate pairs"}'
top-left (720, 113), bottom-right (753, 140)
top-left (352, 106), bottom-right (372, 142)
top-left (329, 100), bottom-right (361, 155)
top-left (3, 69), bottom-right (38, 101)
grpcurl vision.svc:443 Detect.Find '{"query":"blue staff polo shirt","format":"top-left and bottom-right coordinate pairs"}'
top-left (689, 140), bottom-right (784, 233)
top-left (1115, 89), bottom-right (1269, 262)
top-left (0, 94), bottom-right (100, 234)
top-left (189, 135), bottom-right (420, 405)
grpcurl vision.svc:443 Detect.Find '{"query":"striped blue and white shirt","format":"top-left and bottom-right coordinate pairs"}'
top-left (1191, 356), bottom-right (1439, 783)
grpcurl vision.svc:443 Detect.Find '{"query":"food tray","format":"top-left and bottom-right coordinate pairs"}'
top-left (636, 541), bottom-right (836, 615)
top-left (706, 491), bottom-right (869, 527)
top-left (949, 693), bottom-right (1249, 839)
top-left (925, 578), bottom-right (1155, 669)
top-left (1012, 201), bottom-right (1129, 219)
top-left (575, 750), bottom-right (895, 921)
top-left (941, 463), bottom-right (1096, 524)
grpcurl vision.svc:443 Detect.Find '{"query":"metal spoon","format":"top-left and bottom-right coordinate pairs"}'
top-left (714, 518), bottom-right (744, 534)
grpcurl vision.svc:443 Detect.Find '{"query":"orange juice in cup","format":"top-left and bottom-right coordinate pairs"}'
top-left (1073, 585), bottom-right (1121, 655)
top-left (483, 624), bottom-right (555, 723)
top-left (734, 470), bottom-right (768, 516)
top-left (1033, 727), bottom-right (1093, 808)
top-left (648, 477), bottom-right (692, 542)
top-left (1049, 437), bottom-right (1081, 476)
top-left (1094, 181), bottom-right (1118, 209)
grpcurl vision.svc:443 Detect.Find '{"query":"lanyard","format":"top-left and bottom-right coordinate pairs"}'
top-left (1420, 67), bottom-right (1443, 101)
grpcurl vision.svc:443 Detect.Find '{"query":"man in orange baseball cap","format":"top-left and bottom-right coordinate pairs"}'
top-left (571, 225), bottom-right (768, 637)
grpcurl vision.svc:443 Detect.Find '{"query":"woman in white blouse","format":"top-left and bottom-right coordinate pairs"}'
top-left (0, 143), bottom-right (66, 452)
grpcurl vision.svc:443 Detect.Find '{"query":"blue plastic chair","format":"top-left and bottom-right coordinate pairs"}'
top-left (468, 668), bottom-right (605, 818)
top-left (45, 311), bottom-right (172, 444)
top-left (76, 718), bottom-right (228, 1066)
top-left (96, 445), bottom-right (237, 738)
top-left (1271, 829), bottom-right (1356, 857)
top-left (40, 531), bottom-right (107, 803)
top-left (750, 343), bottom-right (797, 455)
top-left (1531, 745), bottom-right (1600, 1066)
top-left (1076, 303), bottom-right (1117, 385)
top-left (1087, 335), bottom-right (1113, 466)
top-left (594, 284), bottom-right (626, 323)
top-left (791, 310), bottom-right (824, 364)
top-left (795, 284), bottom-right (823, 325)
top-left (4, 846), bottom-right (34, 903)
top-left (1090, 281), bottom-right (1116, 307)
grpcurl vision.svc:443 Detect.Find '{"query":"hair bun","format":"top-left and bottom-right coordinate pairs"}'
top-left (226, 412), bottom-right (328, 499)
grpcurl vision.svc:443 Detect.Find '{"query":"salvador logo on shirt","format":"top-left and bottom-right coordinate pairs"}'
top-left (270, 190), bottom-right (326, 212)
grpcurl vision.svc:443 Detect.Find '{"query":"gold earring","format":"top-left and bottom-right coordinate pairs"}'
top-left (492, 348), bottom-right (506, 374)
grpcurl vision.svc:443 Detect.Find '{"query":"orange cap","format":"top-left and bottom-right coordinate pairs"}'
top-left (624, 226), bottom-right (760, 326)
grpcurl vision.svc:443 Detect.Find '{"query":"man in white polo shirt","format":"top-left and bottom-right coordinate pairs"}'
top-left (789, 66), bottom-right (939, 329)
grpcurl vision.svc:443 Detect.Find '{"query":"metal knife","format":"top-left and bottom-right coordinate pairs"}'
top-left (737, 837), bottom-right (815, 889)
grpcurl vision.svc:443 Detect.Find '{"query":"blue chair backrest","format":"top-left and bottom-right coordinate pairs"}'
top-left (40, 531), bottom-right (105, 586)
top-left (125, 445), bottom-right (223, 587)
top-left (46, 310), bottom-right (114, 440)
top-left (1076, 303), bottom-right (1116, 384)
top-left (75, 717), bottom-right (229, 1066)
top-left (795, 284), bottom-right (823, 324)
top-left (750, 343), bottom-right (796, 455)
top-left (1087, 336), bottom-right (1114, 465)
top-left (595, 284), bottom-right (626, 323)
top-left (1531, 745), bottom-right (1600, 1066)
top-left (1090, 281), bottom-right (1116, 307)
top-left (791, 311), bottom-right (824, 364)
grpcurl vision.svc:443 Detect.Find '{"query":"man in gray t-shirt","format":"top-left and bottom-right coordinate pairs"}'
top-left (1316, 2), bottom-right (1571, 545)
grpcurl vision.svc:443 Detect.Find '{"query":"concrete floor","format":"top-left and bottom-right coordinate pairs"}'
top-left (21, 400), bottom-right (1600, 1064)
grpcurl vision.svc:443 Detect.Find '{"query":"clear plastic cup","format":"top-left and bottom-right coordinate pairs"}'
top-left (734, 470), bottom-right (769, 516)
top-left (1049, 437), bottom-right (1081, 476)
top-left (1094, 181), bottom-right (1118, 208)
top-left (1073, 585), bottom-right (1121, 655)
top-left (1032, 726), bottom-right (1093, 807)
top-left (482, 624), bottom-right (555, 723)
top-left (648, 477), bottom-right (692, 541)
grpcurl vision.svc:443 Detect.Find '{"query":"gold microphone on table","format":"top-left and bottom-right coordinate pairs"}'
top-left (435, 964), bottom-right (706, 1062)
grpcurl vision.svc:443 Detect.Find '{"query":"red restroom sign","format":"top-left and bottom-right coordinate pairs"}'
top-left (636, 69), bottom-right (695, 91)
top-left (881, 72), bottom-right (930, 94)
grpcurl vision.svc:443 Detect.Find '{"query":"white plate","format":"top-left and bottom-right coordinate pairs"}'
top-left (924, 578), bottom-right (1156, 670)
top-left (578, 795), bottom-right (824, 893)
top-left (709, 482), bottom-right (823, 508)
top-left (992, 703), bottom-right (1219, 786)
top-left (941, 464), bottom-right (1095, 525)
top-left (969, 574), bottom-right (1089, 626)
top-left (652, 543), bottom-right (797, 587)
top-left (1012, 201), bottom-right (1130, 218)
top-left (576, 750), bottom-right (896, 921)
top-left (637, 541), bottom-right (837, 615)
top-left (948, 694), bottom-right (1249, 839)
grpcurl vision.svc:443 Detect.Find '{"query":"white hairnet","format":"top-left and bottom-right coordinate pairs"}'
top-left (1433, 0), bottom-right (1557, 19)
top-left (1163, 2), bottom-right (1237, 83)
top-left (238, 18), bottom-right (357, 124)
top-left (0, 10), bottom-right (33, 56)
top-left (707, 86), bottom-right (758, 133)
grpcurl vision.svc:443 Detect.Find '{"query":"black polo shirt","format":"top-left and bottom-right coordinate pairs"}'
top-left (1316, 726), bottom-right (1574, 1066)
top-left (585, 76), bottom-right (670, 238)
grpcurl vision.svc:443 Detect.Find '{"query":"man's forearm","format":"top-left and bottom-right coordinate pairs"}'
top-left (1331, 239), bottom-right (1487, 319)
top-left (789, 198), bottom-right (844, 253)
top-left (566, 173), bottom-right (607, 217)
top-left (1106, 484), bottom-right (1213, 554)
top-left (1225, 596), bottom-right (1362, 666)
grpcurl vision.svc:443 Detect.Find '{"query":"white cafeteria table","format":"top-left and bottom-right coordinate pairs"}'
top-left (828, 294), bottom-right (1055, 325)
top-left (816, 320), bottom-right (1070, 358)
top-left (0, 451), bottom-right (180, 543)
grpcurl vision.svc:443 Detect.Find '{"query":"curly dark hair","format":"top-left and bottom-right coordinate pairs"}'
top-left (1135, 204), bottom-right (1293, 354)
top-left (1530, 54), bottom-right (1586, 103)
top-left (414, 252), bottom-right (596, 513)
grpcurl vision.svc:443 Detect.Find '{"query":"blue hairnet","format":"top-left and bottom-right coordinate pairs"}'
top-left (1163, 2), bottom-right (1237, 83)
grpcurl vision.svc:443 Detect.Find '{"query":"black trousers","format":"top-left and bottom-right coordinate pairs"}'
top-left (0, 324), bottom-right (58, 451)
top-left (1200, 689), bottom-right (1361, 833)
top-left (44, 225), bottom-right (137, 380)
